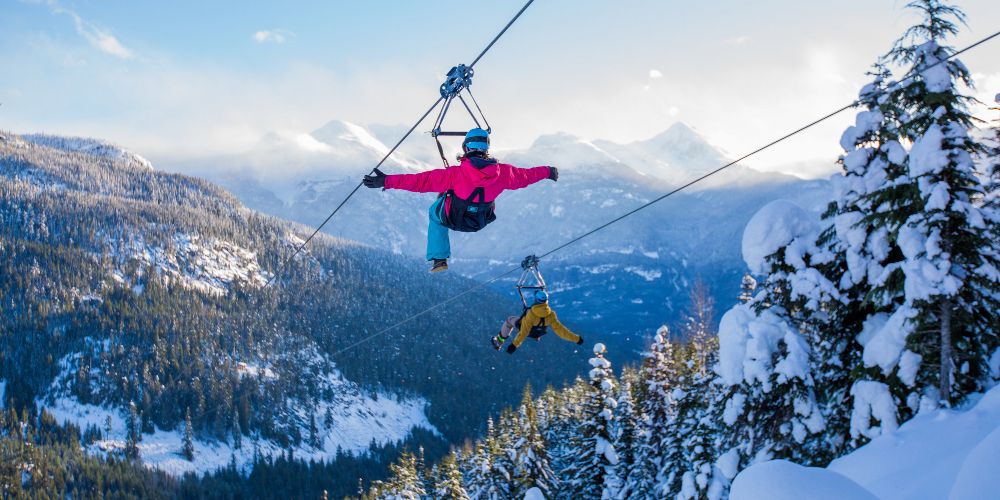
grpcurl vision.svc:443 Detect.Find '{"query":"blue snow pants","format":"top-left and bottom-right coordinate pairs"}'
top-left (427, 197), bottom-right (451, 261)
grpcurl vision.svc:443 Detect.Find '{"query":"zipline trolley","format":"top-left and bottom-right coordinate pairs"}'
top-left (430, 64), bottom-right (492, 166)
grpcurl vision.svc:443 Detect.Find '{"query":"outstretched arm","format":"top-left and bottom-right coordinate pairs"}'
top-left (547, 311), bottom-right (581, 344)
top-left (500, 165), bottom-right (553, 190)
top-left (384, 168), bottom-right (454, 193)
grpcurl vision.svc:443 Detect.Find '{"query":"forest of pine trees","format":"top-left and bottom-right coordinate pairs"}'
top-left (366, 2), bottom-right (1000, 498)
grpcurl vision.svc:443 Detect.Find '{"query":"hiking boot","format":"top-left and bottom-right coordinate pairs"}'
top-left (491, 334), bottom-right (506, 351)
top-left (430, 259), bottom-right (449, 273)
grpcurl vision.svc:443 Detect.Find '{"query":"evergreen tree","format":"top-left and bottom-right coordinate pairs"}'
top-left (125, 401), bottom-right (140, 461)
top-left (309, 412), bottom-right (320, 449)
top-left (813, 62), bottom-right (908, 452)
top-left (433, 453), bottom-right (470, 500)
top-left (561, 343), bottom-right (620, 499)
top-left (847, 0), bottom-right (1000, 442)
top-left (183, 407), bottom-right (195, 461)
top-left (464, 418), bottom-right (508, 500)
top-left (612, 379), bottom-right (645, 499)
top-left (715, 203), bottom-right (828, 472)
top-left (638, 326), bottom-right (677, 496)
top-left (371, 451), bottom-right (426, 499)
top-left (231, 411), bottom-right (242, 450)
top-left (510, 384), bottom-right (555, 497)
top-left (738, 274), bottom-right (757, 304)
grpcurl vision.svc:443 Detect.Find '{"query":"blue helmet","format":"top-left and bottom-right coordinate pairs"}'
top-left (533, 290), bottom-right (549, 304)
top-left (463, 128), bottom-right (490, 154)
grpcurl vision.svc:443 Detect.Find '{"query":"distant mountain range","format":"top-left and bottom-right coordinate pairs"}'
top-left (190, 120), bottom-right (833, 341)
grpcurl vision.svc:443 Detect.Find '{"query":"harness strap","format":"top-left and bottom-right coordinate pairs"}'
top-left (434, 135), bottom-right (449, 168)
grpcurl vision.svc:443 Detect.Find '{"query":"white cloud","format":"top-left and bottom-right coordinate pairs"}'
top-left (649, 69), bottom-right (663, 79)
top-left (727, 36), bottom-right (751, 47)
top-left (43, 2), bottom-right (134, 59)
top-left (253, 30), bottom-right (292, 44)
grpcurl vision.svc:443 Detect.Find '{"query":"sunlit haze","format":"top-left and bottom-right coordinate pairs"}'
top-left (2, 0), bottom-right (999, 178)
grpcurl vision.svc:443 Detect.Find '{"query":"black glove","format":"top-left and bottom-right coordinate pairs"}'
top-left (575, 337), bottom-right (584, 346)
top-left (363, 168), bottom-right (387, 189)
top-left (506, 344), bottom-right (517, 354)
top-left (548, 166), bottom-right (559, 182)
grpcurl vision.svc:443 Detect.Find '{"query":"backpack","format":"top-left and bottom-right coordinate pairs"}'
top-left (436, 187), bottom-right (496, 233)
top-left (513, 307), bottom-right (549, 340)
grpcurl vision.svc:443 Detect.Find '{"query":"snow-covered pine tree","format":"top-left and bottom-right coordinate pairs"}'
top-left (434, 453), bottom-right (470, 500)
top-left (182, 406), bottom-right (195, 461)
top-left (370, 451), bottom-right (426, 499)
top-left (463, 417), bottom-right (509, 500)
top-left (612, 378), bottom-right (647, 499)
top-left (986, 94), bottom-right (1000, 198)
top-left (638, 326), bottom-right (677, 496)
top-left (738, 274), bottom-right (757, 304)
top-left (538, 385), bottom-right (574, 477)
top-left (492, 408), bottom-right (518, 495)
top-left (854, 0), bottom-right (1000, 422)
top-left (812, 63), bottom-right (910, 453)
top-left (715, 199), bottom-right (828, 474)
top-left (561, 343), bottom-right (620, 500)
top-left (665, 318), bottom-right (728, 499)
top-left (510, 384), bottom-right (555, 497)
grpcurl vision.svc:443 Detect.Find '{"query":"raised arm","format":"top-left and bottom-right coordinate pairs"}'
top-left (499, 164), bottom-right (553, 191)
top-left (384, 167), bottom-right (454, 193)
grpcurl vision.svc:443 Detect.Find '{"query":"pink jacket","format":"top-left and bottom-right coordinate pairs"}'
top-left (384, 157), bottom-right (550, 205)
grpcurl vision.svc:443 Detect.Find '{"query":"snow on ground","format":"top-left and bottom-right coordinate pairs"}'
top-left (108, 232), bottom-right (270, 295)
top-left (624, 266), bottom-right (662, 281)
top-left (22, 134), bottom-right (154, 170)
top-left (523, 487), bottom-right (545, 500)
top-left (731, 460), bottom-right (878, 500)
top-left (731, 384), bottom-right (1000, 499)
top-left (235, 362), bottom-right (277, 380)
top-left (830, 384), bottom-right (1000, 500)
top-left (38, 352), bottom-right (437, 477)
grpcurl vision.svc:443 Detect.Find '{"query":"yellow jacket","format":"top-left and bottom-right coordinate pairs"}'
top-left (511, 303), bottom-right (580, 348)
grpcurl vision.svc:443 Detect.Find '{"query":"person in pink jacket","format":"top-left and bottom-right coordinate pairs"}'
top-left (364, 128), bottom-right (558, 272)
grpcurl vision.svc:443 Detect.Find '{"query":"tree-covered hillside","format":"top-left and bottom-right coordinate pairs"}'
top-left (0, 130), bottom-right (589, 477)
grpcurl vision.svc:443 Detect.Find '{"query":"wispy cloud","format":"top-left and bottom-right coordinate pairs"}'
top-left (726, 35), bottom-right (751, 47)
top-left (30, 0), bottom-right (134, 59)
top-left (22, 0), bottom-right (135, 59)
top-left (649, 69), bottom-right (663, 79)
top-left (253, 29), bottom-right (293, 44)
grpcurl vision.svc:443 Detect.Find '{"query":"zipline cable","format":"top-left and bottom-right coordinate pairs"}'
top-left (194, 28), bottom-right (1000, 427)
top-left (325, 28), bottom-right (1000, 357)
top-left (267, 0), bottom-right (537, 285)
top-left (266, 96), bottom-right (442, 285)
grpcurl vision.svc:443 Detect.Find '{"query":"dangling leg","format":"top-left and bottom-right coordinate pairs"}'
top-left (492, 315), bottom-right (519, 350)
top-left (427, 198), bottom-right (451, 272)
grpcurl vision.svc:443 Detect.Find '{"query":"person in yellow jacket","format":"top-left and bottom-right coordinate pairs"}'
top-left (492, 290), bottom-right (584, 354)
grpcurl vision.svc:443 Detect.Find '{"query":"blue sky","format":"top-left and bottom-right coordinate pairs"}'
top-left (2, 0), bottom-right (999, 177)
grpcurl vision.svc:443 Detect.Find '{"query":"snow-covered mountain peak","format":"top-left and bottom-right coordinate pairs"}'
top-left (629, 121), bottom-right (729, 172)
top-left (21, 133), bottom-right (154, 170)
top-left (518, 132), bottom-right (624, 168)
